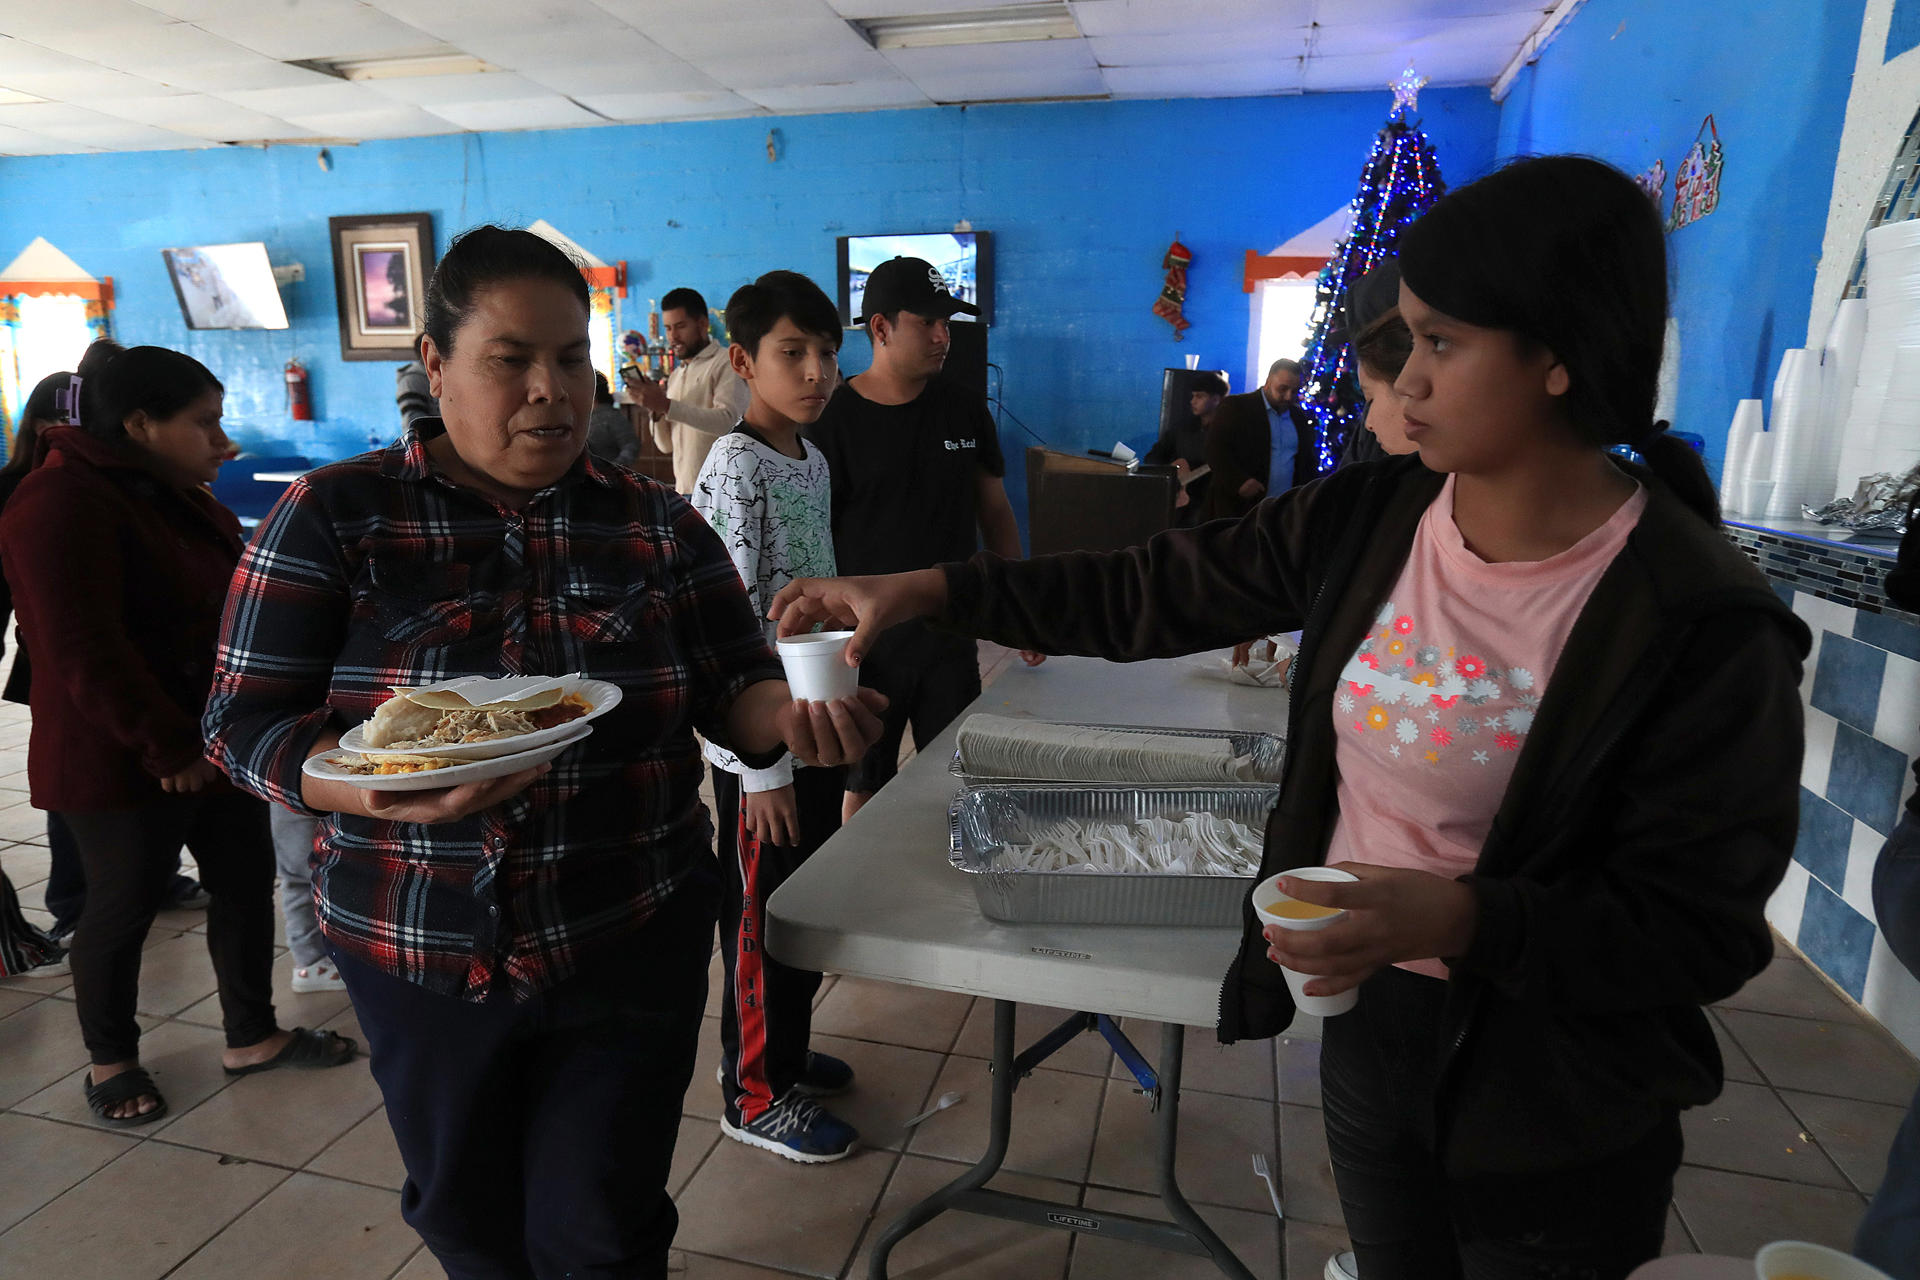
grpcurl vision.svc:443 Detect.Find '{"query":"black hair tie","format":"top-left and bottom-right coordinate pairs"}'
top-left (1630, 419), bottom-right (1670, 454)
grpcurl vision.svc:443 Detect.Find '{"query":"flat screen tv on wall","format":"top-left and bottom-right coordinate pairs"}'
top-left (836, 231), bottom-right (992, 327)
top-left (160, 242), bottom-right (289, 331)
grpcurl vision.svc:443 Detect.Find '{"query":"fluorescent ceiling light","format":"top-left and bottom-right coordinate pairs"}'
top-left (291, 49), bottom-right (500, 82)
top-left (852, 4), bottom-right (1079, 50)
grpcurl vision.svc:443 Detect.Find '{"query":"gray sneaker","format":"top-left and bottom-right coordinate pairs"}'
top-left (1324, 1251), bottom-right (1359, 1280)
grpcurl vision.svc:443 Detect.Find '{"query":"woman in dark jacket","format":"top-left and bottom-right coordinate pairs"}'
top-left (772, 158), bottom-right (1808, 1280)
top-left (0, 346), bottom-right (353, 1125)
top-left (0, 371), bottom-right (74, 977)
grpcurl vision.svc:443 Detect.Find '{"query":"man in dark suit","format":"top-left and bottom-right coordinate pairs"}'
top-left (1203, 359), bottom-right (1316, 519)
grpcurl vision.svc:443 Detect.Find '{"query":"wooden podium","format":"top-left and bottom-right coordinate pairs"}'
top-left (1025, 447), bottom-right (1176, 556)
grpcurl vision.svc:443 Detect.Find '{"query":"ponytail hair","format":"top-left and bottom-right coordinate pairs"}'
top-left (79, 345), bottom-right (223, 444)
top-left (1399, 154), bottom-right (1719, 526)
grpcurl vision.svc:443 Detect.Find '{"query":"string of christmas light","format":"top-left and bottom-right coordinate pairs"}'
top-left (1298, 65), bottom-right (1446, 472)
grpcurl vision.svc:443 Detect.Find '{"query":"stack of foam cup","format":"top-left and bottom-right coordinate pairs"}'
top-left (1719, 400), bottom-right (1765, 516)
top-left (1837, 219), bottom-right (1920, 500)
top-left (1763, 348), bottom-right (1826, 521)
top-left (776, 630), bottom-right (859, 702)
top-left (1252, 866), bottom-right (1359, 1017)
top-left (1865, 344), bottom-right (1920, 488)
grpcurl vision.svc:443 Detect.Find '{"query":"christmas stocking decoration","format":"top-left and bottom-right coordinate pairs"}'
top-left (1152, 237), bottom-right (1193, 338)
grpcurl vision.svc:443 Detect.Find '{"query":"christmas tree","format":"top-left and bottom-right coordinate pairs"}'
top-left (1297, 65), bottom-right (1446, 473)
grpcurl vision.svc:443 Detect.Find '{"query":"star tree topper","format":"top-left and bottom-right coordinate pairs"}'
top-left (1389, 62), bottom-right (1428, 118)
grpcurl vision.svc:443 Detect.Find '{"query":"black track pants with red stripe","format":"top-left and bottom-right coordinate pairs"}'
top-left (713, 762), bottom-right (846, 1125)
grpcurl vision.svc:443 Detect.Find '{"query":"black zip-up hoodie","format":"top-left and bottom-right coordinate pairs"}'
top-left (941, 454), bottom-right (1809, 1177)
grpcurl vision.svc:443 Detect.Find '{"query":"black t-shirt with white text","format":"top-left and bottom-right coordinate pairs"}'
top-left (805, 376), bottom-right (1005, 578)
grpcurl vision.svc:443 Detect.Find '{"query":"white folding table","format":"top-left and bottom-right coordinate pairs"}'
top-left (766, 654), bottom-right (1290, 1278)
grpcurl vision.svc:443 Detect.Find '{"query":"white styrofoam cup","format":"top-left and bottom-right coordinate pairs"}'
top-left (1253, 866), bottom-right (1360, 1017)
top-left (776, 630), bottom-right (860, 702)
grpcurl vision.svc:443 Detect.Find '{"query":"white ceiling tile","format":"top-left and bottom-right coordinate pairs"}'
top-left (1309, 0), bottom-right (1545, 24)
top-left (135, 0), bottom-right (241, 17)
top-left (595, 0), bottom-right (849, 25)
top-left (221, 81), bottom-right (390, 116)
top-left (282, 104), bottom-right (463, 138)
top-left (0, 0), bottom-right (171, 49)
top-left (883, 35), bottom-right (1096, 77)
top-left (362, 71), bottom-right (552, 107)
top-left (826, 0), bottom-right (1063, 16)
top-left (572, 89), bottom-right (761, 121)
top-left (0, 123), bottom-right (84, 154)
top-left (423, 95), bottom-right (606, 132)
top-left (516, 56), bottom-right (721, 97)
top-left (1103, 60), bottom-right (1305, 98)
top-left (694, 43), bottom-right (897, 89)
top-left (1311, 11), bottom-right (1540, 58)
top-left (910, 64), bottom-right (1107, 102)
top-left (1071, 0), bottom-right (1314, 38)
top-left (467, 23), bottom-right (671, 63)
top-left (151, 58), bottom-right (343, 94)
top-left (86, 93), bottom-right (318, 141)
top-left (742, 78), bottom-right (930, 111)
top-left (36, 20), bottom-right (261, 75)
top-left (190, 2), bottom-right (442, 61)
top-left (29, 120), bottom-right (211, 150)
top-left (1090, 31), bottom-right (1306, 67)
top-left (0, 36), bottom-right (183, 100)
top-left (370, 0), bottom-right (625, 42)
top-left (0, 63), bottom-right (173, 101)
top-left (0, 102), bottom-right (133, 131)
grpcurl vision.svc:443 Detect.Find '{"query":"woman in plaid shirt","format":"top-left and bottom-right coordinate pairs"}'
top-left (204, 226), bottom-right (883, 1279)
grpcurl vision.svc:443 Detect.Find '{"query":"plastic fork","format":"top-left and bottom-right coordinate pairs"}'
top-left (904, 1090), bottom-right (965, 1129)
top-left (1251, 1153), bottom-right (1284, 1220)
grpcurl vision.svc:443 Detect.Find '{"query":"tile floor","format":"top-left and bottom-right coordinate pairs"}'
top-left (0, 644), bottom-right (1915, 1278)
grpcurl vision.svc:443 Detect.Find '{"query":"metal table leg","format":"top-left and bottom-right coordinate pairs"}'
top-left (867, 999), bottom-right (1257, 1279)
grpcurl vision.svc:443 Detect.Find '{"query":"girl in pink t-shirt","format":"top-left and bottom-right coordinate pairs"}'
top-left (770, 157), bottom-right (1806, 1280)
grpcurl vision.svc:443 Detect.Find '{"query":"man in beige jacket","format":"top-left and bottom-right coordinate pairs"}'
top-left (635, 286), bottom-right (751, 494)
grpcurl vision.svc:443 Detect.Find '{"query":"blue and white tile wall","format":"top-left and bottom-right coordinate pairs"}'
top-left (1764, 574), bottom-right (1920, 1058)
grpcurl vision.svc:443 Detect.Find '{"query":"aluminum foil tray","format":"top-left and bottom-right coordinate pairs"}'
top-left (948, 782), bottom-right (1280, 926)
top-left (949, 721), bottom-right (1286, 787)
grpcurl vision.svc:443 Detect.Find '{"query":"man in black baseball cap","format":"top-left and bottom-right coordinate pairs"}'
top-left (856, 255), bottom-right (979, 327)
top-left (807, 256), bottom-right (1040, 822)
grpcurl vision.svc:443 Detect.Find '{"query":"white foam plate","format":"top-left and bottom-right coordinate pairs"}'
top-left (339, 678), bottom-right (623, 761)
top-left (305, 723), bottom-right (594, 792)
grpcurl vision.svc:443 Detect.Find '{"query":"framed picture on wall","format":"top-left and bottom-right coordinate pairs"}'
top-left (328, 212), bottom-right (434, 361)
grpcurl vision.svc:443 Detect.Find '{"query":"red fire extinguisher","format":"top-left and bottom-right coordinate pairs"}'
top-left (285, 358), bottom-right (312, 421)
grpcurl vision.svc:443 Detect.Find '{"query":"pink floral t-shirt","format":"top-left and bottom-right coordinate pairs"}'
top-left (1325, 474), bottom-right (1647, 978)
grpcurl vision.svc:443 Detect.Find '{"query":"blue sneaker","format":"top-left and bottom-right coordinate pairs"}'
top-left (721, 1094), bottom-right (858, 1164)
top-left (793, 1050), bottom-right (854, 1098)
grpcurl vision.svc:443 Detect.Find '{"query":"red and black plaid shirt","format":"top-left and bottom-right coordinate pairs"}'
top-left (204, 422), bottom-right (782, 1001)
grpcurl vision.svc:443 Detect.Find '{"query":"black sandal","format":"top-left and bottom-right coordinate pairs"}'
top-left (82, 1066), bottom-right (169, 1128)
top-left (223, 1027), bottom-right (357, 1077)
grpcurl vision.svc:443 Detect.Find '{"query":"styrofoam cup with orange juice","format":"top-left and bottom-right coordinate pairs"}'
top-left (1253, 866), bottom-right (1360, 1017)
top-left (1753, 1241), bottom-right (1893, 1280)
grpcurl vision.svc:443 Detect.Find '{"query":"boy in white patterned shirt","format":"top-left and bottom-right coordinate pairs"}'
top-left (691, 270), bottom-right (858, 1164)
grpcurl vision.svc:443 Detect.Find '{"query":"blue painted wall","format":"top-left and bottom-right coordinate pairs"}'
top-left (0, 92), bottom-right (1499, 537)
top-left (1495, 0), bottom-right (1866, 484)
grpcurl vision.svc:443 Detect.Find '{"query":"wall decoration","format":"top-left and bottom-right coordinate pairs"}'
top-left (1634, 157), bottom-right (1667, 207)
top-left (1668, 116), bottom-right (1724, 231)
top-left (1152, 236), bottom-right (1192, 339)
top-left (328, 212), bottom-right (434, 361)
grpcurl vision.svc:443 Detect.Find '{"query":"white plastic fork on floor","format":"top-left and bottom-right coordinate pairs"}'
top-left (1251, 1153), bottom-right (1284, 1220)
top-left (904, 1090), bottom-right (965, 1129)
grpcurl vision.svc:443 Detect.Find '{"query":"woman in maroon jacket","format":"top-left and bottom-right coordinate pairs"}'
top-left (0, 346), bottom-right (353, 1126)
